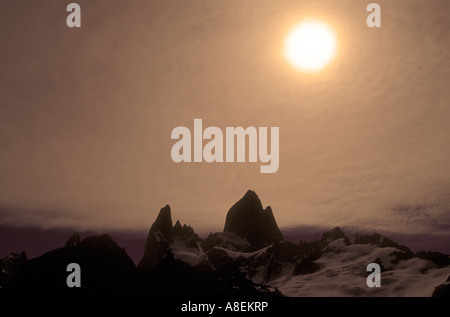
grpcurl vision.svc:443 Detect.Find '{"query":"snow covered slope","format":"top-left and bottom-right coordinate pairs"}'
top-left (167, 234), bottom-right (450, 297)
top-left (269, 238), bottom-right (450, 297)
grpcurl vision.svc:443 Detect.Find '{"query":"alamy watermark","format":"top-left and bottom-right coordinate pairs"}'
top-left (170, 119), bottom-right (279, 174)
top-left (65, 3), bottom-right (381, 29)
top-left (366, 263), bottom-right (381, 288)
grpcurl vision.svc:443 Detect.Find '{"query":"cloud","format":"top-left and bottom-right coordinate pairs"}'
top-left (0, 203), bottom-right (87, 230)
top-left (390, 200), bottom-right (450, 234)
top-left (0, 0), bottom-right (449, 239)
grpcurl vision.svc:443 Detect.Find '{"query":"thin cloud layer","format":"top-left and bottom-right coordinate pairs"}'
top-left (0, 1), bottom-right (449, 239)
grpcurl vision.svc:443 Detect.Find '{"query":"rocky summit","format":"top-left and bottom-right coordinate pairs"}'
top-left (138, 204), bottom-right (174, 271)
top-left (223, 190), bottom-right (284, 249)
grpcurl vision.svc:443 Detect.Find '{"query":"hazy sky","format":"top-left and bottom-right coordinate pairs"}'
top-left (1, 1), bottom-right (449, 240)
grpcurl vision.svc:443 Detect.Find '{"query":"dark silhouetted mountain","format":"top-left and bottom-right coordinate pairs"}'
top-left (204, 247), bottom-right (235, 269)
top-left (223, 190), bottom-right (283, 249)
top-left (5, 234), bottom-right (136, 295)
top-left (2, 190), bottom-right (449, 297)
top-left (432, 275), bottom-right (450, 297)
top-left (298, 240), bottom-right (322, 259)
top-left (151, 204), bottom-right (174, 241)
top-left (173, 220), bottom-right (202, 250)
top-left (320, 226), bottom-right (351, 247)
top-left (138, 204), bottom-right (174, 271)
top-left (65, 232), bottom-right (81, 247)
top-left (4, 232), bottom-right (282, 296)
top-left (202, 231), bottom-right (255, 252)
top-left (140, 252), bottom-right (283, 297)
top-left (389, 250), bottom-right (414, 266)
top-left (173, 220), bottom-right (196, 238)
top-left (416, 251), bottom-right (450, 268)
top-left (293, 255), bottom-right (320, 276)
top-left (355, 232), bottom-right (412, 254)
top-left (173, 220), bottom-right (187, 236)
top-left (0, 251), bottom-right (27, 288)
top-left (268, 241), bottom-right (304, 263)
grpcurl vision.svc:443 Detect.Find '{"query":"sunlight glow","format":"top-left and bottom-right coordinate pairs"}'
top-left (285, 20), bottom-right (337, 72)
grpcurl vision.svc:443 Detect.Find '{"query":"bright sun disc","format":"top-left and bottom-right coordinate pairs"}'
top-left (285, 20), bottom-right (337, 72)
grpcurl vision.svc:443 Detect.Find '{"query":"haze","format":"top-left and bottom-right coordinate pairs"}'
top-left (1, 1), bottom-right (449, 250)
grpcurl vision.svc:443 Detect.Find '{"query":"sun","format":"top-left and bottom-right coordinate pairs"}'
top-left (285, 20), bottom-right (337, 72)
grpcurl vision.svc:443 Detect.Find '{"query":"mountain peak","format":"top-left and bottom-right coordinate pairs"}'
top-left (138, 204), bottom-right (174, 271)
top-left (174, 220), bottom-right (183, 232)
top-left (64, 232), bottom-right (81, 248)
top-left (152, 204), bottom-right (174, 241)
top-left (320, 226), bottom-right (351, 246)
top-left (239, 189), bottom-right (264, 211)
top-left (243, 189), bottom-right (259, 199)
top-left (223, 190), bottom-right (283, 249)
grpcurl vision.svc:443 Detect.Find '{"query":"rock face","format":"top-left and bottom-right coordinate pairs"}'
top-left (65, 232), bottom-right (81, 247)
top-left (432, 275), bottom-right (450, 297)
top-left (202, 231), bottom-right (255, 253)
top-left (416, 251), bottom-right (450, 268)
top-left (320, 226), bottom-right (351, 247)
top-left (223, 190), bottom-right (283, 249)
top-left (354, 232), bottom-right (412, 254)
top-left (138, 204), bottom-right (174, 271)
top-left (0, 252), bottom-right (27, 288)
top-left (173, 220), bottom-right (203, 251)
top-left (293, 255), bottom-right (320, 276)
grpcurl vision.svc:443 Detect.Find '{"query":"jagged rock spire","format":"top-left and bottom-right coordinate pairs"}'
top-left (138, 204), bottom-right (174, 271)
top-left (223, 190), bottom-right (283, 249)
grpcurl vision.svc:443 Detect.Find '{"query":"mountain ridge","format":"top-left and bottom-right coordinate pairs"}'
top-left (1, 190), bottom-right (449, 297)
